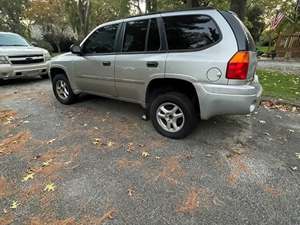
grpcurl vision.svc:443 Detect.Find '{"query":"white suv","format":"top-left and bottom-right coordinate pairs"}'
top-left (0, 32), bottom-right (51, 80)
top-left (50, 9), bottom-right (262, 139)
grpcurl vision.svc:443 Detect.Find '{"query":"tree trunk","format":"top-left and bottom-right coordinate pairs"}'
top-left (230, 0), bottom-right (247, 21)
top-left (146, 0), bottom-right (157, 13)
top-left (186, 0), bottom-right (199, 8)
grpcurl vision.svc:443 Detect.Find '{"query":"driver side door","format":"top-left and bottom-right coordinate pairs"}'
top-left (72, 23), bottom-right (120, 97)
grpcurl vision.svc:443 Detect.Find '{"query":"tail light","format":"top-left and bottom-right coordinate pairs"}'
top-left (226, 51), bottom-right (249, 80)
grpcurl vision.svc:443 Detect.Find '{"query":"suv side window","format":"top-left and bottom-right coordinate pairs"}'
top-left (82, 24), bottom-right (119, 54)
top-left (123, 20), bottom-right (148, 52)
top-left (163, 15), bottom-right (221, 51)
top-left (147, 19), bottom-right (161, 51)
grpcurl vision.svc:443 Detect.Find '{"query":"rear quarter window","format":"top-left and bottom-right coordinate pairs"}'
top-left (163, 15), bottom-right (221, 51)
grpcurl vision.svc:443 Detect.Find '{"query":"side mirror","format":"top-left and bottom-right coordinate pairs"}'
top-left (70, 45), bottom-right (82, 55)
top-left (31, 42), bottom-right (38, 46)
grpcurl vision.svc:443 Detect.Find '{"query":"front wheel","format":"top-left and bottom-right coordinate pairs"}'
top-left (52, 74), bottom-right (77, 105)
top-left (150, 92), bottom-right (197, 139)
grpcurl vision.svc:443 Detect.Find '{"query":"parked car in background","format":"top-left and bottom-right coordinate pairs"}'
top-left (0, 32), bottom-right (51, 80)
top-left (50, 8), bottom-right (262, 139)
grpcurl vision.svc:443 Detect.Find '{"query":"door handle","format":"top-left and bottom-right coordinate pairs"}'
top-left (102, 61), bottom-right (111, 66)
top-left (147, 61), bottom-right (159, 68)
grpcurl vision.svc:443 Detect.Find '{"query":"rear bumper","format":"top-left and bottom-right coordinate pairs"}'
top-left (0, 62), bottom-right (49, 80)
top-left (195, 75), bottom-right (263, 120)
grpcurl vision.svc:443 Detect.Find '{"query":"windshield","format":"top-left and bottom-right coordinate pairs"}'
top-left (0, 33), bottom-right (29, 46)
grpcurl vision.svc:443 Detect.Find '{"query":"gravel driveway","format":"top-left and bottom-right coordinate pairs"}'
top-left (0, 78), bottom-right (299, 225)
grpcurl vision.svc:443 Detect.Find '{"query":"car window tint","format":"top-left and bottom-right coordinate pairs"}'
top-left (83, 24), bottom-right (119, 54)
top-left (123, 20), bottom-right (148, 52)
top-left (163, 15), bottom-right (221, 50)
top-left (147, 19), bottom-right (161, 51)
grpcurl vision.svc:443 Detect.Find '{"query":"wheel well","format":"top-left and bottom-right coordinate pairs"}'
top-left (146, 78), bottom-right (200, 113)
top-left (50, 67), bottom-right (66, 80)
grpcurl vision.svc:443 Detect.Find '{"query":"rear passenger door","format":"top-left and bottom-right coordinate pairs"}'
top-left (115, 18), bottom-right (167, 104)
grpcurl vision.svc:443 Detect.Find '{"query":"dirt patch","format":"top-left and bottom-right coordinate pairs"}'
top-left (80, 209), bottom-right (116, 225)
top-left (177, 188), bottom-right (200, 214)
top-left (227, 155), bottom-right (252, 186)
top-left (0, 131), bottom-right (31, 155)
top-left (0, 176), bottom-right (10, 198)
top-left (177, 187), bottom-right (218, 214)
top-left (261, 185), bottom-right (282, 197)
top-left (0, 110), bottom-right (16, 124)
top-left (116, 159), bottom-right (143, 170)
top-left (0, 214), bottom-right (14, 225)
top-left (157, 156), bottom-right (185, 185)
top-left (29, 217), bottom-right (76, 225)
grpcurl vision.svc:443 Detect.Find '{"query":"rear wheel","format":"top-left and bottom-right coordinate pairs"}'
top-left (150, 92), bottom-right (197, 139)
top-left (52, 74), bottom-right (77, 105)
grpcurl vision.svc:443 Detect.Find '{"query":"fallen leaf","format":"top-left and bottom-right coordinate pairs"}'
top-left (288, 129), bottom-right (295, 133)
top-left (42, 159), bottom-right (53, 167)
top-left (93, 138), bottom-right (101, 145)
top-left (296, 153), bottom-right (300, 159)
top-left (22, 173), bottom-right (35, 182)
top-left (259, 120), bottom-right (266, 124)
top-left (142, 151), bottom-right (150, 158)
top-left (10, 201), bottom-right (19, 209)
top-left (47, 139), bottom-right (56, 144)
top-left (107, 141), bottom-right (114, 147)
top-left (127, 143), bottom-right (134, 152)
top-left (291, 166), bottom-right (298, 171)
top-left (44, 182), bottom-right (56, 192)
top-left (128, 188), bottom-right (135, 197)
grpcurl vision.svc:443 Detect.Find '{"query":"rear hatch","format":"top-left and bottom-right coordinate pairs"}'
top-left (220, 11), bottom-right (257, 82)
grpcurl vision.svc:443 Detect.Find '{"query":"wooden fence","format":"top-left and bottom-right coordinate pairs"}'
top-left (276, 34), bottom-right (300, 58)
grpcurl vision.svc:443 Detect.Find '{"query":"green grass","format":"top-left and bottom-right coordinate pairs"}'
top-left (257, 70), bottom-right (300, 103)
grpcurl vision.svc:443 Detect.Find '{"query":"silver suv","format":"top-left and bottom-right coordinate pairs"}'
top-left (50, 8), bottom-right (262, 139)
top-left (0, 32), bottom-right (51, 80)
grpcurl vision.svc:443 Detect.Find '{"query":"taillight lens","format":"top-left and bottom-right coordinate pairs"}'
top-left (226, 51), bottom-right (249, 80)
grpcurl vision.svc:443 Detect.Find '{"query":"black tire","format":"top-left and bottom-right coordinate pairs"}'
top-left (40, 73), bottom-right (49, 79)
top-left (150, 92), bottom-right (197, 139)
top-left (52, 74), bottom-right (77, 105)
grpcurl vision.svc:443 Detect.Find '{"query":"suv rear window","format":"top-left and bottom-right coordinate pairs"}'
top-left (163, 15), bottom-right (221, 51)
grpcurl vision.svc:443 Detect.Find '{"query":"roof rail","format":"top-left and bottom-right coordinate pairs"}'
top-left (125, 7), bottom-right (215, 19)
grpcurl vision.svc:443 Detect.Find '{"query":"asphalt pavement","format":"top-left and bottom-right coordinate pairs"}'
top-left (0, 78), bottom-right (299, 225)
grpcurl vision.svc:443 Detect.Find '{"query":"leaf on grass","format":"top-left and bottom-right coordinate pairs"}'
top-left (44, 182), bottom-right (56, 192)
top-left (10, 201), bottom-right (19, 209)
top-left (142, 151), bottom-right (150, 158)
top-left (22, 173), bottom-right (35, 182)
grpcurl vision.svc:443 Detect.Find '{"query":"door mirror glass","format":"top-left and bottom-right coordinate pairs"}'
top-left (70, 45), bottom-right (82, 54)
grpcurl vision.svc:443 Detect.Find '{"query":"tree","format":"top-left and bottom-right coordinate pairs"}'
top-left (25, 0), bottom-right (71, 52)
top-left (77, 0), bottom-right (91, 39)
top-left (245, 5), bottom-right (265, 42)
top-left (230, 0), bottom-right (247, 21)
top-left (0, 0), bottom-right (29, 36)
